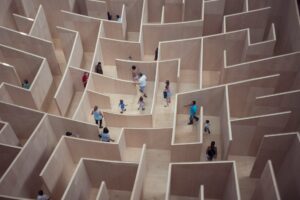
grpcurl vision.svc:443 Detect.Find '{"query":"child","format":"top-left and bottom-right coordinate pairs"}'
top-left (82, 72), bottom-right (89, 88)
top-left (22, 79), bottom-right (30, 89)
top-left (164, 80), bottom-right (171, 107)
top-left (204, 120), bottom-right (211, 134)
top-left (95, 62), bottom-right (103, 74)
top-left (99, 127), bottom-right (115, 142)
top-left (138, 96), bottom-right (145, 111)
top-left (119, 99), bottom-right (127, 113)
top-left (131, 65), bottom-right (139, 81)
top-left (91, 106), bottom-right (103, 128)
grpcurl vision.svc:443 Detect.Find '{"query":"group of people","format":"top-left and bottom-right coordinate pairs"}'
top-left (91, 106), bottom-right (114, 142)
top-left (185, 100), bottom-right (216, 160)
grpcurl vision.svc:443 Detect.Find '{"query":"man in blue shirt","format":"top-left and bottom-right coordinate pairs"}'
top-left (186, 100), bottom-right (199, 125)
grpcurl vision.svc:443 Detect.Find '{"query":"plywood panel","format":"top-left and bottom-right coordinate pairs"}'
top-left (160, 38), bottom-right (201, 70)
top-left (143, 21), bottom-right (203, 54)
top-left (89, 74), bottom-right (137, 95)
top-left (29, 5), bottom-right (52, 41)
top-left (103, 112), bottom-right (153, 128)
top-left (0, 144), bottom-right (21, 177)
top-left (100, 38), bottom-right (142, 65)
top-left (115, 59), bottom-right (156, 81)
top-left (0, 26), bottom-right (60, 75)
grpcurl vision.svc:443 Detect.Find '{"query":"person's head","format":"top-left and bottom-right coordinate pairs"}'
top-left (139, 73), bottom-right (143, 77)
top-left (120, 99), bottom-right (124, 104)
top-left (116, 15), bottom-right (120, 19)
top-left (165, 80), bottom-right (170, 86)
top-left (206, 120), bottom-right (210, 123)
top-left (38, 190), bottom-right (44, 196)
top-left (132, 65), bottom-right (136, 70)
top-left (139, 96), bottom-right (144, 102)
top-left (103, 127), bottom-right (109, 133)
top-left (128, 56), bottom-right (132, 60)
top-left (97, 62), bottom-right (101, 66)
top-left (84, 72), bottom-right (88, 76)
top-left (192, 100), bottom-right (196, 105)
top-left (93, 105), bottom-right (98, 111)
top-left (211, 141), bottom-right (215, 147)
top-left (65, 132), bottom-right (72, 136)
top-left (24, 79), bottom-right (29, 84)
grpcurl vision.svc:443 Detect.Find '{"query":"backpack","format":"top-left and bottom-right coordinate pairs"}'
top-left (163, 91), bottom-right (167, 99)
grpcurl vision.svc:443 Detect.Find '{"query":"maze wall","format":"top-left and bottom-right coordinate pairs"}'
top-left (0, 0), bottom-right (300, 199)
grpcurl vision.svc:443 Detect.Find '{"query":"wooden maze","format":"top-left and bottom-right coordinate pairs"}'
top-left (0, 0), bottom-right (299, 199)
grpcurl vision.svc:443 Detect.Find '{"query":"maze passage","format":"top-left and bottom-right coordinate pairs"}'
top-left (0, 0), bottom-right (299, 199)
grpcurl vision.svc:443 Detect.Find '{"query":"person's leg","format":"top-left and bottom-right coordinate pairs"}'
top-left (99, 119), bottom-right (103, 128)
top-left (208, 127), bottom-right (211, 134)
top-left (188, 115), bottom-right (193, 124)
top-left (204, 127), bottom-right (207, 133)
top-left (193, 115), bottom-right (199, 121)
top-left (95, 119), bottom-right (98, 125)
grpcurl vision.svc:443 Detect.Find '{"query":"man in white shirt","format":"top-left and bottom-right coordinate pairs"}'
top-left (137, 73), bottom-right (147, 98)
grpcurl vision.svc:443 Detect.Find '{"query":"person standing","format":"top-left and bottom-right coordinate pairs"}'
top-left (154, 47), bottom-right (158, 61)
top-left (204, 120), bottom-right (211, 134)
top-left (206, 141), bottom-right (217, 161)
top-left (119, 99), bottom-right (127, 113)
top-left (22, 79), bottom-right (30, 89)
top-left (131, 65), bottom-right (139, 81)
top-left (138, 96), bottom-right (145, 111)
top-left (137, 73), bottom-right (147, 98)
top-left (91, 106), bottom-right (103, 128)
top-left (163, 80), bottom-right (171, 107)
top-left (82, 72), bottom-right (89, 88)
top-left (95, 62), bottom-right (103, 74)
top-left (186, 100), bottom-right (199, 125)
top-left (107, 12), bottom-right (112, 20)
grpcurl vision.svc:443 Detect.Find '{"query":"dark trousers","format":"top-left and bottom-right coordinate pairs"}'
top-left (204, 127), bottom-right (211, 134)
top-left (95, 119), bottom-right (103, 128)
top-left (189, 115), bottom-right (199, 123)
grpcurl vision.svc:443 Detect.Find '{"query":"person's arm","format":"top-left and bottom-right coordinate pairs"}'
top-left (214, 147), bottom-right (217, 159)
top-left (206, 147), bottom-right (209, 155)
top-left (91, 110), bottom-right (94, 115)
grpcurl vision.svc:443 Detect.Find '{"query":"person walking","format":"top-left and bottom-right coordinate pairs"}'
top-left (206, 141), bottom-right (217, 161)
top-left (163, 80), bottom-right (171, 107)
top-left (137, 73), bottom-right (147, 98)
top-left (91, 106), bottom-right (103, 128)
top-left (185, 100), bottom-right (199, 125)
top-left (119, 99), bottom-right (127, 113)
top-left (82, 72), bottom-right (89, 88)
top-left (138, 96), bottom-right (145, 111)
top-left (204, 120), bottom-right (211, 134)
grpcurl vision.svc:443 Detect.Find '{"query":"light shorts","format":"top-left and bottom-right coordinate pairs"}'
top-left (140, 85), bottom-right (146, 92)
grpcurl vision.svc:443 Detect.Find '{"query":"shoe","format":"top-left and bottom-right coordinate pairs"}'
top-left (188, 122), bottom-right (193, 125)
top-left (144, 95), bottom-right (147, 98)
top-left (124, 109), bottom-right (126, 111)
top-left (120, 111), bottom-right (123, 114)
top-left (100, 126), bottom-right (103, 128)
top-left (142, 108), bottom-right (145, 111)
top-left (195, 118), bottom-right (199, 121)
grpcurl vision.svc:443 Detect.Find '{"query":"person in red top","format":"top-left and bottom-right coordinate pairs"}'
top-left (82, 72), bottom-right (89, 88)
